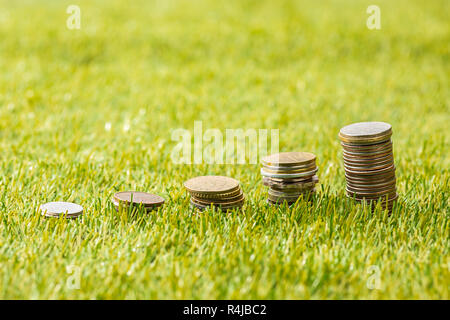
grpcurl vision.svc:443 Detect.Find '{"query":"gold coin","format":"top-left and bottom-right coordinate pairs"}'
top-left (190, 192), bottom-right (244, 205)
top-left (113, 191), bottom-right (165, 208)
top-left (189, 188), bottom-right (242, 200)
top-left (184, 176), bottom-right (240, 194)
top-left (261, 152), bottom-right (316, 167)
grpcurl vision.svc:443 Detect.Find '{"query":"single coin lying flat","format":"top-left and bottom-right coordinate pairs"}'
top-left (40, 201), bottom-right (83, 219)
top-left (184, 176), bottom-right (240, 194)
top-left (113, 191), bottom-right (164, 207)
top-left (112, 191), bottom-right (164, 212)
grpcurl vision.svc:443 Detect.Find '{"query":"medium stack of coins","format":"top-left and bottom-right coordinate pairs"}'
top-left (339, 121), bottom-right (397, 211)
top-left (40, 201), bottom-right (83, 219)
top-left (112, 191), bottom-right (165, 212)
top-left (184, 176), bottom-right (245, 211)
top-left (261, 152), bottom-right (319, 205)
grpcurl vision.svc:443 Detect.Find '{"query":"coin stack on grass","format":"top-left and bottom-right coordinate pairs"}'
top-left (112, 191), bottom-right (165, 212)
top-left (40, 201), bottom-right (83, 219)
top-left (339, 121), bottom-right (397, 211)
top-left (184, 176), bottom-right (245, 211)
top-left (261, 152), bottom-right (319, 205)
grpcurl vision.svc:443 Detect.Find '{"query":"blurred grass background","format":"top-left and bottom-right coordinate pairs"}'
top-left (0, 0), bottom-right (448, 299)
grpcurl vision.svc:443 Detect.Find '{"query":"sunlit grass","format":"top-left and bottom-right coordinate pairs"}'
top-left (0, 0), bottom-right (448, 299)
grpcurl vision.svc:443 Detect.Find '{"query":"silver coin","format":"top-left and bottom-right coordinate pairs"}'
top-left (40, 201), bottom-right (83, 218)
top-left (262, 163), bottom-right (317, 171)
top-left (261, 167), bottom-right (318, 178)
top-left (339, 122), bottom-right (392, 139)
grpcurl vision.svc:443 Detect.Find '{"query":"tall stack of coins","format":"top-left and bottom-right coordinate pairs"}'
top-left (112, 191), bottom-right (165, 212)
top-left (184, 176), bottom-right (245, 211)
top-left (40, 201), bottom-right (83, 219)
top-left (339, 122), bottom-right (397, 211)
top-left (261, 152), bottom-right (319, 205)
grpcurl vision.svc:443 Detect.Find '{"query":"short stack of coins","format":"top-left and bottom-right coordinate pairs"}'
top-left (184, 176), bottom-right (245, 211)
top-left (261, 152), bottom-right (319, 205)
top-left (339, 121), bottom-right (397, 211)
top-left (112, 191), bottom-right (165, 212)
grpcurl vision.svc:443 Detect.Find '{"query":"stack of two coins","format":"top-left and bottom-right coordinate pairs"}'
top-left (184, 176), bottom-right (245, 211)
top-left (261, 152), bottom-right (319, 205)
top-left (112, 191), bottom-right (165, 212)
top-left (339, 122), bottom-right (397, 211)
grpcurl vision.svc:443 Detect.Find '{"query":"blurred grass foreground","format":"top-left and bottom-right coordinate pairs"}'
top-left (0, 0), bottom-right (448, 299)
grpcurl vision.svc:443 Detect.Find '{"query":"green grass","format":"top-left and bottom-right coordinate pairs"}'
top-left (0, 0), bottom-right (448, 299)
